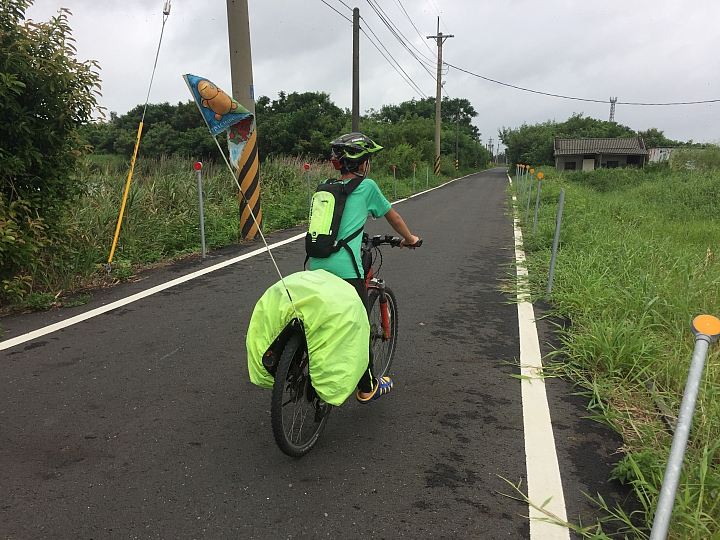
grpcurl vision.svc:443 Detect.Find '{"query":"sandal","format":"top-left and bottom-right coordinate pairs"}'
top-left (356, 376), bottom-right (393, 404)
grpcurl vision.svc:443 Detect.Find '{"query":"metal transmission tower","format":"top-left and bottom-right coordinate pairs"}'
top-left (609, 96), bottom-right (617, 122)
top-left (427, 18), bottom-right (453, 175)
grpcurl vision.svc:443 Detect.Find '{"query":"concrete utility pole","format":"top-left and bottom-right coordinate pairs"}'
top-left (427, 18), bottom-right (453, 175)
top-left (609, 96), bottom-right (617, 122)
top-left (227, 0), bottom-right (261, 240)
top-left (227, 0), bottom-right (255, 114)
top-left (352, 7), bottom-right (360, 132)
top-left (455, 114), bottom-right (459, 170)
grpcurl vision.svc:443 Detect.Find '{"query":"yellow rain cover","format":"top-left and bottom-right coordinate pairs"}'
top-left (246, 270), bottom-right (369, 406)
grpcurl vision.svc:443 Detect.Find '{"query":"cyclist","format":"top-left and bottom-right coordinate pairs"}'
top-left (308, 132), bottom-right (419, 404)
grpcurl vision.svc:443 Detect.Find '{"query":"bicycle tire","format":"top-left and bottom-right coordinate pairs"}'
top-left (270, 331), bottom-right (331, 457)
top-left (367, 286), bottom-right (399, 378)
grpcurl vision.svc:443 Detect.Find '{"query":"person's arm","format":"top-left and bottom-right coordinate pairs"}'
top-left (383, 208), bottom-right (419, 248)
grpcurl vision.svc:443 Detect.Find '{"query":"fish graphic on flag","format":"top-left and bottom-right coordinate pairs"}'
top-left (184, 74), bottom-right (256, 170)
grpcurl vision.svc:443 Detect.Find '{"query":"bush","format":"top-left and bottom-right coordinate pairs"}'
top-left (0, 0), bottom-right (101, 297)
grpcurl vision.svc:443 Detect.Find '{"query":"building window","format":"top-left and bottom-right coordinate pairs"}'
top-left (606, 161), bottom-right (619, 169)
top-left (627, 155), bottom-right (640, 164)
top-left (564, 161), bottom-right (576, 170)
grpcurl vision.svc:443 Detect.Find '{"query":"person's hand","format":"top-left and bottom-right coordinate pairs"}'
top-left (400, 235), bottom-right (420, 249)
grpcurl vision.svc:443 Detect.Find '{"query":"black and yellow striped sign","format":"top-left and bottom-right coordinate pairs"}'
top-left (236, 128), bottom-right (262, 240)
top-left (434, 155), bottom-right (441, 175)
top-left (455, 159), bottom-right (459, 171)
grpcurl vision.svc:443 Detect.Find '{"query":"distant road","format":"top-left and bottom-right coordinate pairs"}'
top-left (1, 167), bottom-right (629, 539)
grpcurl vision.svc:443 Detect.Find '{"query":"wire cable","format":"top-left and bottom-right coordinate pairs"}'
top-left (320, 0), bottom-right (352, 23)
top-left (360, 17), bottom-right (428, 98)
top-left (319, 0), bottom-right (427, 98)
top-left (141, 3), bottom-right (171, 123)
top-left (445, 62), bottom-right (720, 106)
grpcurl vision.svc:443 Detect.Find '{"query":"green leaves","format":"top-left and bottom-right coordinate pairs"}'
top-left (0, 0), bottom-right (101, 298)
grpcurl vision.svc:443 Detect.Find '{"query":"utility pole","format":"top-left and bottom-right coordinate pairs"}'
top-left (227, 0), bottom-right (261, 240)
top-left (609, 96), bottom-right (617, 122)
top-left (455, 114), bottom-right (459, 170)
top-left (352, 7), bottom-right (360, 132)
top-left (427, 18), bottom-right (453, 175)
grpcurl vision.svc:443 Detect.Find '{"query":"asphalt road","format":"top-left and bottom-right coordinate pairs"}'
top-left (1, 168), bottom-right (632, 539)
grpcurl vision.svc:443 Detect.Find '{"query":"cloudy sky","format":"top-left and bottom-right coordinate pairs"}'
top-left (26, 0), bottom-right (720, 148)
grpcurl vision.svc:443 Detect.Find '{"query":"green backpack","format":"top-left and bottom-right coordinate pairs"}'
top-left (305, 177), bottom-right (364, 278)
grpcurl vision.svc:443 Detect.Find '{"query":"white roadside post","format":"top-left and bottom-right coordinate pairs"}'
top-left (304, 163), bottom-right (311, 214)
top-left (392, 165), bottom-right (397, 200)
top-left (412, 163), bottom-right (416, 194)
top-left (193, 161), bottom-right (206, 259)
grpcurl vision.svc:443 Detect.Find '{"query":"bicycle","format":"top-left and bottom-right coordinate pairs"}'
top-left (266, 233), bottom-right (422, 457)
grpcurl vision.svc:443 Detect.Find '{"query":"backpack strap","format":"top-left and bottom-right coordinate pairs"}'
top-left (336, 225), bottom-right (364, 279)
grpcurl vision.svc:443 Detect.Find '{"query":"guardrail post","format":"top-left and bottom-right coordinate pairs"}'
top-left (193, 161), bottom-right (207, 259)
top-left (649, 315), bottom-right (720, 540)
top-left (546, 188), bottom-right (565, 297)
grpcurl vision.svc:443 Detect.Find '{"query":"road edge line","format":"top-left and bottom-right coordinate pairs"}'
top-left (0, 170), bottom-right (489, 350)
top-left (510, 174), bottom-right (570, 540)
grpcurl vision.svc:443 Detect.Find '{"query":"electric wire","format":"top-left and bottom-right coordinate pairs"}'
top-left (393, 0), bottom-right (436, 57)
top-left (445, 62), bottom-right (720, 106)
top-left (319, 0), bottom-right (352, 23)
top-left (367, 0), bottom-right (436, 69)
top-left (359, 16), bottom-right (429, 98)
top-left (319, 0), bottom-right (427, 97)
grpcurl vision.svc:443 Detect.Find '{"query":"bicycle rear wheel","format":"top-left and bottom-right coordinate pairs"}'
top-left (270, 331), bottom-right (331, 457)
top-left (367, 286), bottom-right (398, 378)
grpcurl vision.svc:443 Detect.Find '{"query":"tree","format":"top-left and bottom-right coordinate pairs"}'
top-left (0, 0), bottom-right (101, 292)
top-left (638, 128), bottom-right (680, 148)
top-left (256, 91), bottom-right (350, 160)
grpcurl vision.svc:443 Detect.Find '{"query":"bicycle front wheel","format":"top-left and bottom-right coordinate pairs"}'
top-left (367, 286), bottom-right (398, 378)
top-left (270, 331), bottom-right (331, 457)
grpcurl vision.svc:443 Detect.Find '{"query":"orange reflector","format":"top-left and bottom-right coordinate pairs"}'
top-left (693, 315), bottom-right (720, 337)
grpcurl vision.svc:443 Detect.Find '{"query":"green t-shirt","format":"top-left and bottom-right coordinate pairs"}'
top-left (309, 178), bottom-right (392, 279)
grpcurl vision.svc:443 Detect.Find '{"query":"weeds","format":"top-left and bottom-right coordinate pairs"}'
top-left (2, 154), bottom-right (477, 304)
top-left (512, 165), bottom-right (720, 537)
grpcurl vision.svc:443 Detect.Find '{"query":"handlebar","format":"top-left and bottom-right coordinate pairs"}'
top-left (362, 233), bottom-right (423, 249)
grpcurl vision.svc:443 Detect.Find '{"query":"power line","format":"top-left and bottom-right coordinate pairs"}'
top-left (360, 18), bottom-right (428, 98)
top-left (393, 0), bottom-right (436, 57)
top-left (320, 0), bottom-right (352, 23)
top-left (319, 0), bottom-right (428, 98)
top-left (367, 0), bottom-right (436, 68)
top-left (445, 62), bottom-right (720, 106)
top-left (365, 0), bottom-right (449, 97)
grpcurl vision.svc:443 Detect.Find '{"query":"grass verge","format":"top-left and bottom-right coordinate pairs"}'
top-left (511, 164), bottom-right (720, 538)
top-left (7, 154), bottom-right (485, 308)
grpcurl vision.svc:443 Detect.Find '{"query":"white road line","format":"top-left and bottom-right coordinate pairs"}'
top-left (0, 233), bottom-right (305, 351)
top-left (0, 171), bottom-right (489, 351)
top-left (510, 177), bottom-right (570, 538)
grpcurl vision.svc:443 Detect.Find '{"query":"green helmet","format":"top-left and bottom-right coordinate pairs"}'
top-left (330, 132), bottom-right (383, 171)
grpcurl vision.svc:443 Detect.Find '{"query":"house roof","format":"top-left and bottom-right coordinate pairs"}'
top-left (554, 136), bottom-right (647, 156)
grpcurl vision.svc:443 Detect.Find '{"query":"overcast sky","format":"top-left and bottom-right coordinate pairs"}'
top-left (26, 0), bottom-right (720, 148)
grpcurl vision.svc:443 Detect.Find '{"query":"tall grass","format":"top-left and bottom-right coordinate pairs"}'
top-left (24, 154), bottom-right (478, 297)
top-left (514, 165), bottom-right (720, 538)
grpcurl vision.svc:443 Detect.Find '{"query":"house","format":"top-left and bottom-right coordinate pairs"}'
top-left (554, 136), bottom-right (648, 171)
